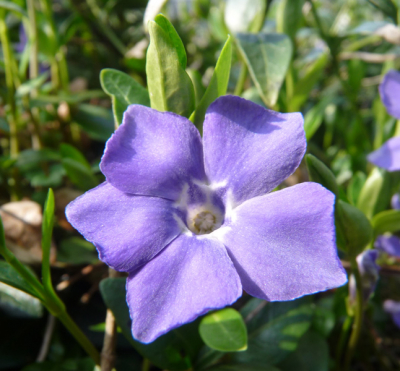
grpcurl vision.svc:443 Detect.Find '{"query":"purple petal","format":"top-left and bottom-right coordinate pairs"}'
top-left (101, 105), bottom-right (206, 200)
top-left (203, 95), bottom-right (306, 206)
top-left (384, 300), bottom-right (400, 328)
top-left (353, 249), bottom-right (380, 302)
top-left (367, 137), bottom-right (400, 171)
top-left (66, 182), bottom-right (181, 272)
top-left (375, 235), bottom-right (400, 258)
top-left (126, 234), bottom-right (242, 343)
top-left (391, 193), bottom-right (400, 210)
top-left (379, 70), bottom-right (400, 119)
top-left (216, 182), bottom-right (347, 301)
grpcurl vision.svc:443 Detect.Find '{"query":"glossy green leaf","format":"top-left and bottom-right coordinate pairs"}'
top-left (305, 154), bottom-right (338, 196)
top-left (186, 68), bottom-right (205, 106)
top-left (236, 33), bottom-right (292, 107)
top-left (278, 331), bottom-right (329, 371)
top-left (347, 171), bottom-right (367, 206)
top-left (100, 68), bottom-right (150, 125)
top-left (57, 237), bottom-right (98, 265)
top-left (100, 277), bottom-right (202, 371)
top-left (233, 298), bottom-right (313, 366)
top-left (357, 167), bottom-right (391, 219)
top-left (0, 282), bottom-right (43, 318)
top-left (41, 189), bottom-right (55, 294)
top-left (224, 0), bottom-right (266, 34)
top-left (276, 0), bottom-right (305, 40)
top-left (146, 14), bottom-right (195, 117)
top-left (61, 158), bottom-right (98, 191)
top-left (190, 36), bottom-right (232, 129)
top-left (199, 308), bottom-right (247, 352)
top-left (0, 261), bottom-right (39, 298)
top-left (336, 200), bottom-right (373, 257)
top-left (290, 53), bottom-right (329, 111)
top-left (72, 104), bottom-right (114, 141)
top-left (371, 210), bottom-right (400, 234)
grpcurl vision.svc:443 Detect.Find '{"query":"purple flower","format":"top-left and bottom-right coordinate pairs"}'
top-left (368, 70), bottom-right (400, 171)
top-left (391, 193), bottom-right (400, 210)
top-left (349, 250), bottom-right (380, 304)
top-left (384, 300), bottom-right (400, 328)
top-left (66, 95), bottom-right (347, 343)
top-left (375, 235), bottom-right (400, 258)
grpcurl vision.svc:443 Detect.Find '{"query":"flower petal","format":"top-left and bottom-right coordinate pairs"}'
top-left (379, 70), bottom-right (400, 119)
top-left (66, 182), bottom-right (181, 272)
top-left (367, 137), bottom-right (400, 172)
top-left (203, 95), bottom-right (306, 205)
top-left (101, 105), bottom-right (206, 200)
top-left (216, 182), bottom-right (347, 301)
top-left (126, 234), bottom-right (242, 343)
top-left (367, 137), bottom-right (400, 171)
top-left (384, 300), bottom-right (400, 328)
top-left (375, 235), bottom-right (400, 258)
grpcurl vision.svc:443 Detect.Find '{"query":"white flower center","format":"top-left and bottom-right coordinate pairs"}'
top-left (187, 208), bottom-right (222, 235)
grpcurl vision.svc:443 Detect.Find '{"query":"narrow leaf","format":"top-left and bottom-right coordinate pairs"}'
top-left (199, 308), bottom-right (247, 352)
top-left (236, 33), bottom-right (292, 107)
top-left (190, 36), bottom-right (232, 129)
top-left (146, 15), bottom-right (195, 117)
top-left (41, 189), bottom-right (55, 293)
top-left (0, 261), bottom-right (39, 298)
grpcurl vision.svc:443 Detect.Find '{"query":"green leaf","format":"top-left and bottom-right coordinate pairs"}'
top-left (347, 171), bottom-right (366, 206)
top-left (186, 68), bottom-right (205, 106)
top-left (303, 95), bottom-right (333, 140)
top-left (59, 143), bottom-right (91, 170)
top-left (0, 1), bottom-right (28, 18)
top-left (233, 298), bottom-right (313, 366)
top-left (278, 331), bottom-right (329, 371)
top-left (61, 158), bottom-right (98, 191)
top-left (199, 308), bottom-right (247, 352)
top-left (15, 72), bottom-right (50, 97)
top-left (224, 0), bottom-right (266, 34)
top-left (57, 237), bottom-right (98, 265)
top-left (367, 0), bottom-right (397, 20)
top-left (206, 364), bottom-right (280, 371)
top-left (0, 261), bottom-right (39, 297)
top-left (0, 282), bottom-right (43, 318)
top-left (146, 14), bottom-right (195, 117)
top-left (290, 53), bottom-right (329, 112)
top-left (357, 167), bottom-right (391, 219)
top-left (100, 68), bottom-right (150, 125)
top-left (236, 33), bottom-right (292, 107)
top-left (42, 189), bottom-right (55, 294)
top-left (190, 36), bottom-right (232, 130)
top-left (72, 104), bottom-right (114, 141)
top-left (336, 200), bottom-right (373, 258)
top-left (276, 0), bottom-right (305, 40)
top-left (305, 154), bottom-right (338, 196)
top-left (371, 210), bottom-right (400, 234)
top-left (100, 277), bottom-right (202, 371)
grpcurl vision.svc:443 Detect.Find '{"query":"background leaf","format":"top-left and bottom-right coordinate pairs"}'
top-left (199, 308), bottom-right (247, 352)
top-left (236, 33), bottom-right (292, 107)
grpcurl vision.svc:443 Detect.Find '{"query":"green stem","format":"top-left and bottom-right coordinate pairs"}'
top-left (141, 358), bottom-right (151, 371)
top-left (343, 259), bottom-right (364, 370)
top-left (234, 63), bottom-right (247, 96)
top-left (335, 315), bottom-right (353, 368)
top-left (0, 11), bottom-right (19, 158)
top-left (57, 310), bottom-right (101, 365)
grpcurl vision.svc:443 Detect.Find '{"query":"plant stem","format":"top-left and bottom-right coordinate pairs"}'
top-left (343, 259), bottom-right (364, 370)
top-left (335, 315), bottom-right (353, 368)
top-left (57, 310), bottom-right (101, 365)
top-left (234, 63), bottom-right (247, 96)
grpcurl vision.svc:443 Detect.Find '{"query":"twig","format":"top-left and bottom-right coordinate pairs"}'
top-left (36, 314), bottom-right (56, 362)
top-left (244, 300), bottom-right (267, 323)
top-left (100, 268), bottom-right (121, 371)
top-left (56, 262), bottom-right (104, 291)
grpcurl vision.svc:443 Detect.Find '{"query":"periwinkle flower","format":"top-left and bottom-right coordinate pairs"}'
top-left (384, 300), bottom-right (400, 328)
top-left (368, 70), bottom-right (400, 171)
top-left (375, 235), bottom-right (400, 258)
top-left (66, 96), bottom-right (347, 343)
top-left (349, 250), bottom-right (380, 305)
